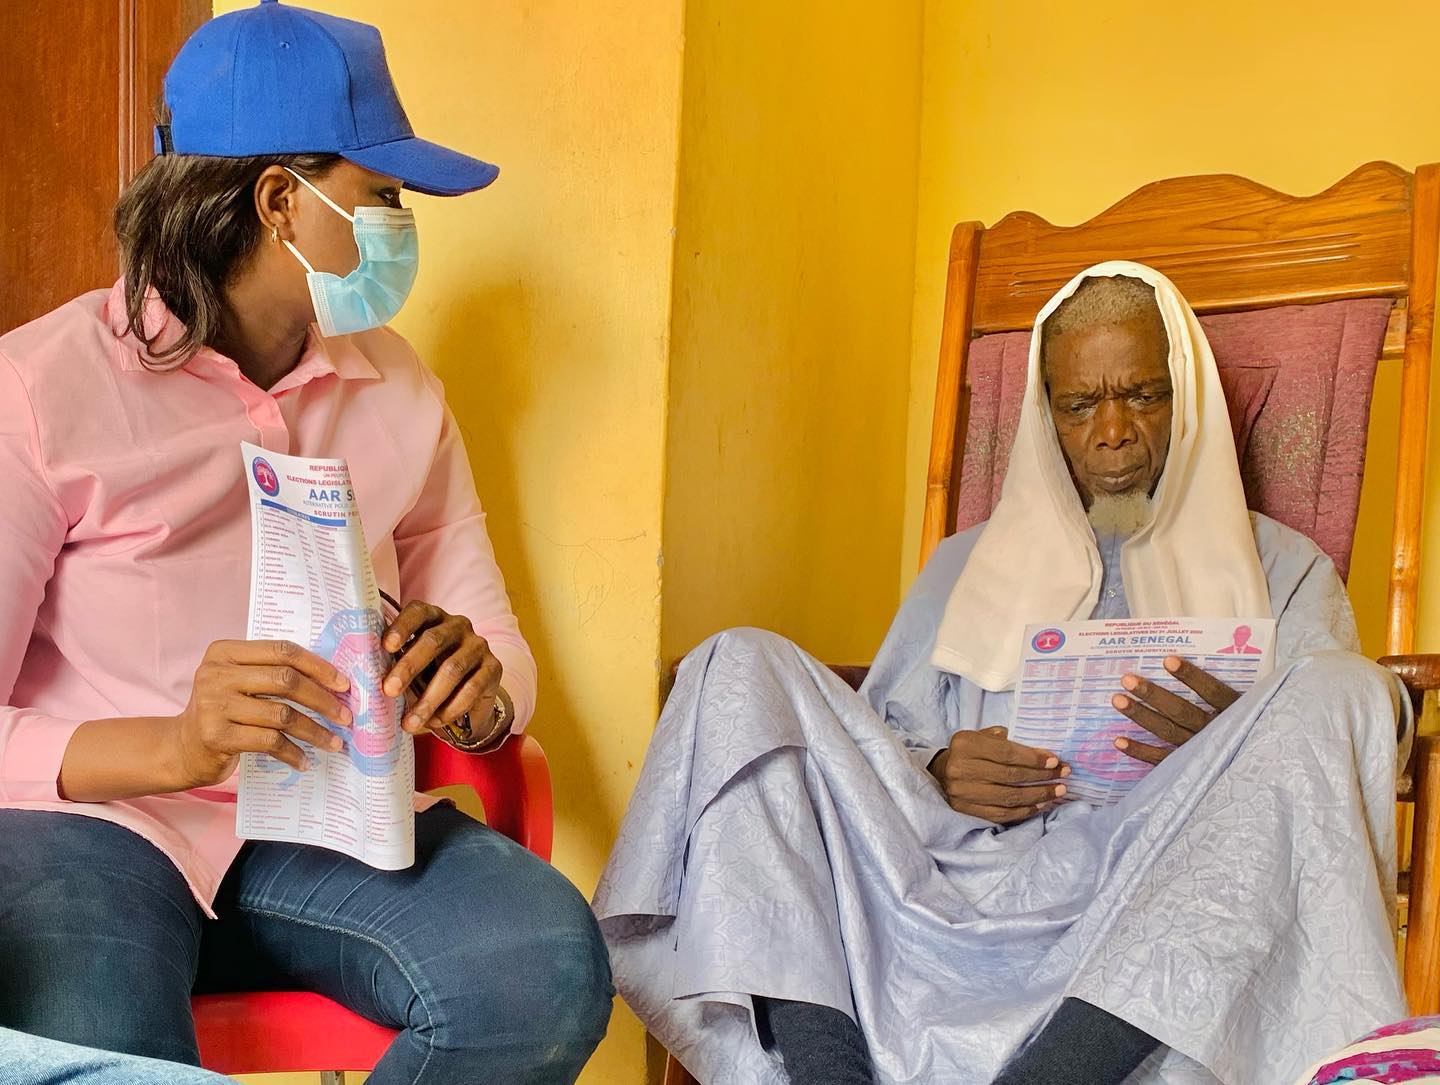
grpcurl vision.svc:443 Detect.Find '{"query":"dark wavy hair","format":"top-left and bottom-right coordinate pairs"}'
top-left (113, 113), bottom-right (340, 369)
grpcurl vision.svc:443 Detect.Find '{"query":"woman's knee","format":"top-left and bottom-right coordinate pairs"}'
top-left (524, 875), bottom-right (614, 1054)
top-left (417, 825), bottom-right (613, 1065)
top-left (469, 861), bottom-right (612, 1052)
top-left (2, 921), bottom-right (199, 1063)
top-left (2, 979), bottom-right (200, 1065)
top-left (0, 812), bottom-right (201, 1063)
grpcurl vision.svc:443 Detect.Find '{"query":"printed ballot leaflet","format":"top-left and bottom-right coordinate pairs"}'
top-left (1010, 617), bottom-right (1276, 806)
top-left (235, 442), bottom-right (415, 868)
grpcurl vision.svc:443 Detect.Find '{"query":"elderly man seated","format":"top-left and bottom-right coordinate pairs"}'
top-left (594, 262), bottom-right (1411, 1085)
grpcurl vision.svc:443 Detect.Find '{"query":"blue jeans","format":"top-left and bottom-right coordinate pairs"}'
top-left (0, 806), bottom-right (612, 1084)
top-left (0, 1029), bottom-right (232, 1085)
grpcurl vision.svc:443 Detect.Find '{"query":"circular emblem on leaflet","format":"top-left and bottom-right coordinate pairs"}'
top-left (316, 607), bottom-right (402, 776)
top-left (1031, 628), bottom-right (1066, 654)
top-left (251, 456), bottom-right (281, 496)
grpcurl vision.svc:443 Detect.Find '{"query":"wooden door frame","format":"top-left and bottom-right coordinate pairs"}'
top-left (0, 0), bottom-right (208, 333)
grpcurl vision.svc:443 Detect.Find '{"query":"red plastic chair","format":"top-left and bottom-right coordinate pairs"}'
top-left (192, 733), bottom-right (554, 1083)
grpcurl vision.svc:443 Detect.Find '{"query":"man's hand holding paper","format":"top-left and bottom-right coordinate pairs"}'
top-left (1112, 654), bottom-right (1241, 765)
top-left (929, 727), bottom-right (1071, 824)
top-left (1010, 617), bottom-right (1276, 804)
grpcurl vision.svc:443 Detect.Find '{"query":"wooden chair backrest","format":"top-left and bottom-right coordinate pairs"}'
top-left (922, 161), bottom-right (1440, 655)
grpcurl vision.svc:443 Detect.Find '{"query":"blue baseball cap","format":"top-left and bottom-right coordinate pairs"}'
top-left (157, 0), bottom-right (498, 196)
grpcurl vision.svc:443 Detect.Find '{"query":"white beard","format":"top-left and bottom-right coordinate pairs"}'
top-left (1087, 491), bottom-right (1153, 538)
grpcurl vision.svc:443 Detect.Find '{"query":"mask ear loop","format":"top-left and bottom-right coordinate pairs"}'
top-left (282, 238), bottom-right (317, 275)
top-left (284, 166), bottom-right (356, 222)
top-left (279, 166), bottom-right (358, 276)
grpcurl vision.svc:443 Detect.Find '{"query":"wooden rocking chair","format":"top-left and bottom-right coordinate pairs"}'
top-left (660, 160), bottom-right (1440, 1085)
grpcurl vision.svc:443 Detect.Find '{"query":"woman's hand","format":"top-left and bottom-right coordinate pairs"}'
top-left (929, 726), bottom-right (1070, 825)
top-left (1111, 655), bottom-right (1240, 765)
top-left (172, 639), bottom-right (352, 789)
top-left (381, 600), bottom-right (504, 740)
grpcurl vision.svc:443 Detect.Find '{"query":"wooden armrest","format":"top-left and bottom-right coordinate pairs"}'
top-left (1380, 654), bottom-right (1435, 741)
top-left (1402, 732), bottom-right (1440, 802)
top-left (1406, 730), bottom-right (1440, 1010)
top-left (1382, 656), bottom-right (1439, 802)
top-left (1380, 653), bottom-right (1440, 699)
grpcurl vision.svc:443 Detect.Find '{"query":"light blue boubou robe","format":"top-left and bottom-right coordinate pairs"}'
top-left (594, 514), bottom-right (1409, 1085)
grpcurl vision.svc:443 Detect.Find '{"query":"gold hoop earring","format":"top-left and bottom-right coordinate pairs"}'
top-left (270, 226), bottom-right (279, 244)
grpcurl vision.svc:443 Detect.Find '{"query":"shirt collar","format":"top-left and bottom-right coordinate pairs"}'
top-left (105, 280), bottom-right (382, 385)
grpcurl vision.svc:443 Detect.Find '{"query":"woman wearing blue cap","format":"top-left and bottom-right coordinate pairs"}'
top-left (0, 3), bottom-right (611, 1082)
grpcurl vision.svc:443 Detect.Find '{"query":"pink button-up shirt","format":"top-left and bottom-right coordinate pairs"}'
top-left (0, 284), bottom-right (536, 914)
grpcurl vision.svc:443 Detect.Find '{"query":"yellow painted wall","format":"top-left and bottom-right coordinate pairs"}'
top-left (903, 0), bottom-right (1440, 656)
top-left (660, 0), bottom-right (924, 667)
top-left (215, 1), bottom-right (684, 1082)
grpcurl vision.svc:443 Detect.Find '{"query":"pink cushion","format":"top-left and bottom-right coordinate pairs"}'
top-left (953, 298), bottom-right (1394, 579)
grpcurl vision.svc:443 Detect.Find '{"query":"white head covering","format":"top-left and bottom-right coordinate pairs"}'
top-left (929, 260), bottom-right (1271, 692)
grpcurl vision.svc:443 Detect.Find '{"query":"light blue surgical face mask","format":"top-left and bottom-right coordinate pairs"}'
top-left (282, 167), bottom-right (419, 337)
